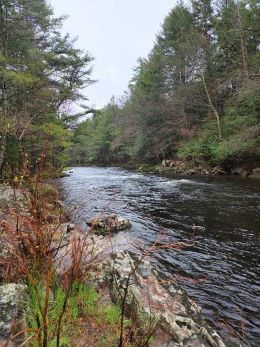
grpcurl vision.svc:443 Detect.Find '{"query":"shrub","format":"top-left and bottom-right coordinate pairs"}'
top-left (178, 85), bottom-right (260, 165)
top-left (37, 183), bottom-right (59, 205)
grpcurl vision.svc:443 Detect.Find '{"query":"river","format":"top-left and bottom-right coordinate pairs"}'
top-left (60, 166), bottom-right (260, 346)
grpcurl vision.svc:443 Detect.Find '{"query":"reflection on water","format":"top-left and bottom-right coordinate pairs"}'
top-left (60, 167), bottom-right (260, 346)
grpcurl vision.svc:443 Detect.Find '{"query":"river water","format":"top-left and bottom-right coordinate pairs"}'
top-left (60, 166), bottom-right (260, 346)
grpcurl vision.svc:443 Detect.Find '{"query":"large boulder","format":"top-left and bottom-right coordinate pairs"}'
top-left (0, 185), bottom-right (25, 210)
top-left (87, 214), bottom-right (132, 235)
top-left (100, 250), bottom-right (226, 347)
top-left (0, 284), bottom-right (27, 346)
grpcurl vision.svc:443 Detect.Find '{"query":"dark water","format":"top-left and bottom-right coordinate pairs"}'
top-left (60, 166), bottom-right (260, 346)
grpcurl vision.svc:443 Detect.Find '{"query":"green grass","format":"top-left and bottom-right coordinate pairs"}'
top-left (26, 281), bottom-right (127, 347)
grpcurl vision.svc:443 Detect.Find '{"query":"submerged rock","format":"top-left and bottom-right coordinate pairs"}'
top-left (87, 214), bottom-right (132, 235)
top-left (0, 284), bottom-right (27, 346)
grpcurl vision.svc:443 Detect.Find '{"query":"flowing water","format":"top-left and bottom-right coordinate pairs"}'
top-left (60, 166), bottom-right (260, 346)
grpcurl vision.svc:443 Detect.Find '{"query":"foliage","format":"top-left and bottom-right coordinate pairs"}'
top-left (37, 183), bottom-right (59, 204)
top-left (25, 279), bottom-right (125, 347)
top-left (0, 153), bottom-right (146, 347)
top-left (178, 79), bottom-right (260, 163)
top-left (0, 0), bottom-right (94, 178)
top-left (70, 0), bottom-right (260, 168)
top-left (27, 277), bottom-right (134, 347)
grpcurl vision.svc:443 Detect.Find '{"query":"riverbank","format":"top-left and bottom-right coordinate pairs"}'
top-left (59, 166), bottom-right (260, 346)
top-left (71, 158), bottom-right (260, 180)
top-left (0, 182), bottom-right (229, 346)
top-left (128, 160), bottom-right (260, 179)
top-left (0, 183), bottom-right (132, 346)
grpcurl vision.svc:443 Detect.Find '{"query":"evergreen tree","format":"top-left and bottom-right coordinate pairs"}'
top-left (0, 0), bottom-right (94, 176)
top-left (69, 1), bottom-right (260, 168)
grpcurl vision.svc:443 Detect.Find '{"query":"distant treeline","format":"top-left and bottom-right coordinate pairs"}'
top-left (70, 0), bottom-right (260, 168)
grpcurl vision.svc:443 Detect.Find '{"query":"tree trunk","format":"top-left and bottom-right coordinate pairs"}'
top-left (201, 73), bottom-right (222, 140)
top-left (236, 2), bottom-right (249, 79)
top-left (0, 134), bottom-right (6, 176)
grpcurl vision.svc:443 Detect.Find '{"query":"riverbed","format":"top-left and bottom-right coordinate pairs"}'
top-left (60, 166), bottom-right (260, 346)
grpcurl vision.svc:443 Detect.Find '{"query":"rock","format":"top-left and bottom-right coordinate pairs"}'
top-left (0, 284), bottom-right (27, 346)
top-left (162, 160), bottom-right (170, 168)
top-left (183, 168), bottom-right (197, 176)
top-left (138, 164), bottom-right (160, 173)
top-left (249, 167), bottom-right (260, 179)
top-left (231, 167), bottom-right (249, 177)
top-left (162, 159), bottom-right (179, 170)
top-left (103, 251), bottom-right (226, 347)
top-left (56, 200), bottom-right (71, 223)
top-left (0, 185), bottom-right (25, 210)
top-left (211, 166), bottom-right (227, 176)
top-left (57, 172), bottom-right (69, 178)
top-left (169, 161), bottom-right (175, 168)
top-left (51, 222), bottom-right (75, 242)
top-left (67, 223), bottom-right (75, 233)
top-left (87, 214), bottom-right (132, 235)
top-left (231, 167), bottom-right (243, 176)
top-left (201, 168), bottom-right (210, 175)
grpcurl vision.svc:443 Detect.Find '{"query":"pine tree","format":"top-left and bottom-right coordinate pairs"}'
top-left (0, 0), bottom-right (94, 175)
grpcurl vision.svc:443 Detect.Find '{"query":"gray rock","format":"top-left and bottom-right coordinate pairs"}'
top-left (87, 214), bottom-right (132, 235)
top-left (184, 168), bottom-right (197, 176)
top-left (211, 166), bottom-right (227, 176)
top-left (231, 167), bottom-right (249, 177)
top-left (0, 284), bottom-right (27, 346)
top-left (105, 251), bottom-right (226, 347)
top-left (249, 167), bottom-right (260, 179)
top-left (0, 185), bottom-right (25, 210)
top-left (67, 223), bottom-right (75, 233)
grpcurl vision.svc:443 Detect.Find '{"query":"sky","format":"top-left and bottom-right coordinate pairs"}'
top-left (50, 0), bottom-right (176, 109)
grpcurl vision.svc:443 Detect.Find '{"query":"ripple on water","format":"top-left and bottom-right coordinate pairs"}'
top-left (60, 167), bottom-right (260, 347)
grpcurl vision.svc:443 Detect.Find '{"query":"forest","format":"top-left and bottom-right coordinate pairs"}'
top-left (0, 1), bottom-right (260, 346)
top-left (0, 0), bottom-right (259, 178)
top-left (69, 0), bottom-right (260, 172)
top-left (0, 0), bottom-right (94, 179)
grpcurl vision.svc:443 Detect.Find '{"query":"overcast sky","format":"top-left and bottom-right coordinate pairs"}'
top-left (50, 0), bottom-right (176, 108)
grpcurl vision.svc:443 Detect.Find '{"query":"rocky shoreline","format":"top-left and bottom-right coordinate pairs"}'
top-left (95, 243), bottom-right (226, 347)
top-left (160, 159), bottom-right (260, 179)
top-left (75, 160), bottom-right (260, 180)
top-left (0, 185), bottom-right (229, 346)
top-left (134, 159), bottom-right (260, 179)
top-left (56, 213), bottom-right (229, 346)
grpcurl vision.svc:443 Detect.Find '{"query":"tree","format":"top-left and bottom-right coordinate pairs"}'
top-left (0, 0), bottom-right (94, 176)
top-left (70, 0), bottom-right (259, 168)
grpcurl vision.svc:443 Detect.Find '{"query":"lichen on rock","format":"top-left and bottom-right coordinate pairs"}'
top-left (102, 250), bottom-right (226, 347)
top-left (0, 283), bottom-right (27, 346)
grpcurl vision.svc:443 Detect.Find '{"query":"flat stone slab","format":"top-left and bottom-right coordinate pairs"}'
top-left (99, 250), bottom-right (226, 347)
